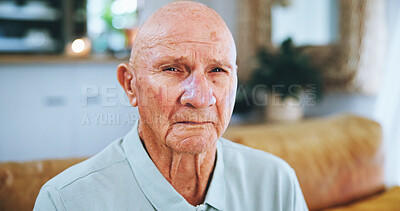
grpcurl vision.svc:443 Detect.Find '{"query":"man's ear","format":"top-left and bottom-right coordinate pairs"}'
top-left (117, 63), bottom-right (138, 107)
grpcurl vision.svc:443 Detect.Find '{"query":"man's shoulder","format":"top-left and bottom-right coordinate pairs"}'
top-left (43, 138), bottom-right (128, 191)
top-left (219, 137), bottom-right (294, 176)
top-left (34, 137), bottom-right (151, 210)
top-left (219, 137), bottom-right (308, 210)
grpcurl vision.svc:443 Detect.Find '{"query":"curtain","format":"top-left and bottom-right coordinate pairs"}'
top-left (374, 1), bottom-right (400, 187)
top-left (337, 0), bottom-right (386, 94)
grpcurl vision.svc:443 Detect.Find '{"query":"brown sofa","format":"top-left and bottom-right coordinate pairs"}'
top-left (0, 158), bottom-right (86, 211)
top-left (223, 114), bottom-right (400, 210)
top-left (1, 114), bottom-right (399, 210)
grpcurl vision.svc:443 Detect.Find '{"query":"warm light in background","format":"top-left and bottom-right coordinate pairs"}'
top-left (71, 39), bottom-right (85, 53)
top-left (65, 37), bottom-right (91, 57)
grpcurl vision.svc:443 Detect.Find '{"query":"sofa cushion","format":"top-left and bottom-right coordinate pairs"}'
top-left (223, 114), bottom-right (384, 210)
top-left (0, 158), bottom-right (86, 211)
top-left (324, 186), bottom-right (400, 211)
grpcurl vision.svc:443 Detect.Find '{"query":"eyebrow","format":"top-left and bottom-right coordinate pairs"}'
top-left (152, 56), bottom-right (234, 69)
top-left (209, 59), bottom-right (234, 69)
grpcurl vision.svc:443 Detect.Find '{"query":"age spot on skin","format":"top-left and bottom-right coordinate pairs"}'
top-left (210, 32), bottom-right (218, 42)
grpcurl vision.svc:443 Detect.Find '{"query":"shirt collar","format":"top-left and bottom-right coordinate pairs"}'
top-left (122, 120), bottom-right (225, 211)
top-left (203, 140), bottom-right (225, 210)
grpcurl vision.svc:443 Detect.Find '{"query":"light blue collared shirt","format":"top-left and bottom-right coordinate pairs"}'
top-left (34, 121), bottom-right (308, 211)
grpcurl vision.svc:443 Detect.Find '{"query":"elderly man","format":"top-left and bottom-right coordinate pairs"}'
top-left (35, 1), bottom-right (307, 210)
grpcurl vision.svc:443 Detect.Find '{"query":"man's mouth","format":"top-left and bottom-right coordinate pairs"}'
top-left (175, 121), bottom-right (213, 125)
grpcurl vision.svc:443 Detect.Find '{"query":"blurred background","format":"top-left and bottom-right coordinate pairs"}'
top-left (0, 0), bottom-right (399, 188)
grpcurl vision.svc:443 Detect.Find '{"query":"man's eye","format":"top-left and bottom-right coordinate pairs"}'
top-left (163, 67), bottom-right (178, 72)
top-left (211, 68), bottom-right (226, 73)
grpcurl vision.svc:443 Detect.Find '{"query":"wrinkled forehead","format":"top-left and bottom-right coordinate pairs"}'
top-left (139, 12), bottom-right (233, 48)
top-left (145, 2), bottom-right (224, 31)
top-left (130, 3), bottom-right (236, 67)
top-left (141, 25), bottom-right (232, 51)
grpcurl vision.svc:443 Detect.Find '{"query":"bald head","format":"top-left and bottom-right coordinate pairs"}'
top-left (117, 1), bottom-right (238, 156)
top-left (129, 1), bottom-right (236, 70)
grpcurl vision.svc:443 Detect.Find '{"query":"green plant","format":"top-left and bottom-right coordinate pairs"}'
top-left (233, 80), bottom-right (254, 114)
top-left (249, 38), bottom-right (323, 101)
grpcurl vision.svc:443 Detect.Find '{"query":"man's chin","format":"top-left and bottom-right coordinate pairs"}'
top-left (166, 135), bottom-right (217, 154)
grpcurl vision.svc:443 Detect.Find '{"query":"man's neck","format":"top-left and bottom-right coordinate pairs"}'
top-left (138, 124), bottom-right (217, 206)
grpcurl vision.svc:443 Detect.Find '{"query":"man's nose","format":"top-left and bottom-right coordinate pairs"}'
top-left (180, 72), bottom-right (216, 109)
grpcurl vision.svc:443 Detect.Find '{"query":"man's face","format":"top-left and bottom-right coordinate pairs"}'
top-left (131, 16), bottom-right (237, 154)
